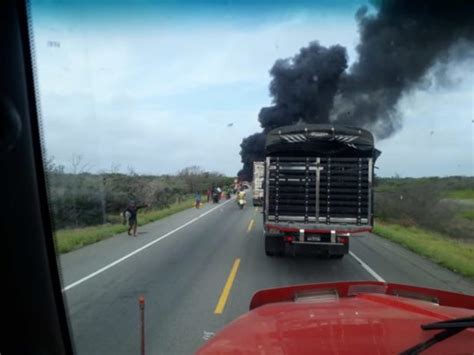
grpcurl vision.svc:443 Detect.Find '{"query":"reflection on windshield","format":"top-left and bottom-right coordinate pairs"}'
top-left (30, 0), bottom-right (473, 354)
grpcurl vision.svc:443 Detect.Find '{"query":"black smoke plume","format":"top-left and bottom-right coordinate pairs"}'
top-left (259, 43), bottom-right (348, 130)
top-left (238, 133), bottom-right (266, 179)
top-left (239, 0), bottom-right (474, 179)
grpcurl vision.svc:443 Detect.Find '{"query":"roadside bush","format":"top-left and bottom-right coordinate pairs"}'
top-left (45, 160), bottom-right (233, 230)
top-left (375, 177), bottom-right (474, 241)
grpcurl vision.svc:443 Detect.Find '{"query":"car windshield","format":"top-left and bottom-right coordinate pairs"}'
top-left (28, 0), bottom-right (473, 354)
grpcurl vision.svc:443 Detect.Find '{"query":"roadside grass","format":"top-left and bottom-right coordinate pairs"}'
top-left (55, 197), bottom-right (197, 254)
top-left (374, 220), bottom-right (474, 278)
top-left (446, 189), bottom-right (474, 200)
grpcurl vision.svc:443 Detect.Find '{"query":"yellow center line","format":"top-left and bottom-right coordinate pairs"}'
top-left (247, 219), bottom-right (255, 233)
top-left (214, 258), bottom-right (241, 314)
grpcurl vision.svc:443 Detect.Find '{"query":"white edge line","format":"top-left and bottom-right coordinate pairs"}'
top-left (349, 251), bottom-right (386, 282)
top-left (62, 199), bottom-right (233, 292)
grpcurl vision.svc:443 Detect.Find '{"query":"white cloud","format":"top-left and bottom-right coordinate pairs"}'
top-left (32, 9), bottom-right (359, 175)
top-left (34, 13), bottom-right (359, 100)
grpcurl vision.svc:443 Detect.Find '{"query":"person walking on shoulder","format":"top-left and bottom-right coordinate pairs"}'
top-left (123, 201), bottom-right (149, 237)
top-left (195, 191), bottom-right (202, 209)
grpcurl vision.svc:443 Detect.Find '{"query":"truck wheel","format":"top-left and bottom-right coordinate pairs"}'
top-left (265, 237), bottom-right (274, 256)
top-left (265, 236), bottom-right (284, 257)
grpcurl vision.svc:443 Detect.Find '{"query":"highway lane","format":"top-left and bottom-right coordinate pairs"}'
top-left (59, 196), bottom-right (474, 354)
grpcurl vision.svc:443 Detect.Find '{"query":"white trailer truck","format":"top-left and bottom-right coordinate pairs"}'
top-left (252, 161), bottom-right (265, 206)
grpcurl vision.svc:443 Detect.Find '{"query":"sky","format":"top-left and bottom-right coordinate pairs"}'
top-left (31, 0), bottom-right (473, 177)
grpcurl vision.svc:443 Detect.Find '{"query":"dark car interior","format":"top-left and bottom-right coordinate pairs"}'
top-left (1, 1), bottom-right (73, 353)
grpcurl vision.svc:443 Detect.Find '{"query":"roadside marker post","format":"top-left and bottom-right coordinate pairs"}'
top-left (139, 296), bottom-right (145, 355)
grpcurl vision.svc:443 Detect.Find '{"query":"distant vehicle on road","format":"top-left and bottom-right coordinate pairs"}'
top-left (263, 124), bottom-right (380, 258)
top-left (236, 190), bottom-right (247, 209)
top-left (212, 187), bottom-right (221, 203)
top-left (251, 161), bottom-right (264, 206)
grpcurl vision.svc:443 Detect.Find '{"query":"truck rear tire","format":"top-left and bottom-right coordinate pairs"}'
top-left (265, 236), bottom-right (284, 257)
top-left (265, 249), bottom-right (274, 256)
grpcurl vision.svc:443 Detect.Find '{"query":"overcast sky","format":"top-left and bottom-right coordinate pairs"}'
top-left (31, 0), bottom-right (473, 177)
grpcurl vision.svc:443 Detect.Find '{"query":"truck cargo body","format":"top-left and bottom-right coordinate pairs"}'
top-left (252, 161), bottom-right (265, 206)
top-left (263, 124), bottom-right (380, 258)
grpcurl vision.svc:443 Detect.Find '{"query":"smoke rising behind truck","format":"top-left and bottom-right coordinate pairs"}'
top-left (239, 0), bottom-right (474, 179)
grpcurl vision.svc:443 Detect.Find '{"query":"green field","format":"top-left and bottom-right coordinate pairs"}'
top-left (461, 210), bottom-right (474, 221)
top-left (374, 220), bottom-right (474, 278)
top-left (55, 197), bottom-right (197, 254)
top-left (375, 177), bottom-right (474, 242)
top-left (448, 188), bottom-right (474, 223)
top-left (446, 189), bottom-right (474, 200)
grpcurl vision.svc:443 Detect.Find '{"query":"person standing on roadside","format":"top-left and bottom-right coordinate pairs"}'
top-left (123, 201), bottom-right (149, 237)
top-left (195, 191), bottom-right (202, 209)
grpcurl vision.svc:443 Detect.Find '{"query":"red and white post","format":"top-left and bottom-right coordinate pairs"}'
top-left (139, 295), bottom-right (145, 355)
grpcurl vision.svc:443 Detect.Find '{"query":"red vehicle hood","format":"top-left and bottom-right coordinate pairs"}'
top-left (198, 281), bottom-right (474, 354)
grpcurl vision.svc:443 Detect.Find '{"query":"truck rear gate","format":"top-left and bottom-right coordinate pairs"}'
top-left (262, 124), bottom-right (380, 258)
top-left (265, 156), bottom-right (373, 226)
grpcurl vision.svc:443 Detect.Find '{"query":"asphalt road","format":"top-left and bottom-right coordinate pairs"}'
top-left (59, 195), bottom-right (474, 355)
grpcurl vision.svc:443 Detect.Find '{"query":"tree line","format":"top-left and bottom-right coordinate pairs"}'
top-left (45, 157), bottom-right (234, 229)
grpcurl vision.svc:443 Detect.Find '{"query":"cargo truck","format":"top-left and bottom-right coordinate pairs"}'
top-left (252, 161), bottom-right (265, 206)
top-left (263, 124), bottom-right (380, 258)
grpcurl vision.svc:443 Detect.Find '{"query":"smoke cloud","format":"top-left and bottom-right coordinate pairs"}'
top-left (259, 43), bottom-right (348, 131)
top-left (239, 0), bottom-right (474, 179)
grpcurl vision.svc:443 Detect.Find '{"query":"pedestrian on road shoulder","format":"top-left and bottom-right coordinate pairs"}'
top-left (195, 192), bottom-right (202, 209)
top-left (122, 201), bottom-right (149, 237)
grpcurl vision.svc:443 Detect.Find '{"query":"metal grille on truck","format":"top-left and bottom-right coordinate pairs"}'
top-left (266, 157), bottom-right (372, 225)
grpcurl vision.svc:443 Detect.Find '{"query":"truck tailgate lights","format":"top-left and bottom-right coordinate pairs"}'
top-left (337, 236), bottom-right (349, 244)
